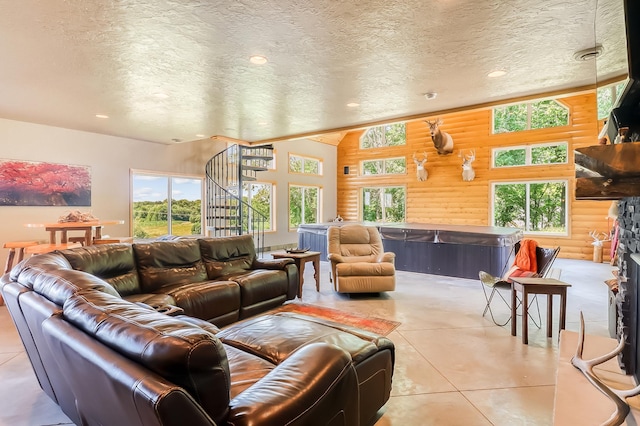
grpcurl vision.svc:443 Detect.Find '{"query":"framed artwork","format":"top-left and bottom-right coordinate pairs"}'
top-left (0, 159), bottom-right (91, 206)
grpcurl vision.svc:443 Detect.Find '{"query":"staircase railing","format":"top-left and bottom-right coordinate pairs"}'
top-left (205, 144), bottom-right (273, 256)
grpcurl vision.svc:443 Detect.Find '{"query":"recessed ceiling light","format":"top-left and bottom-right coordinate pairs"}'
top-left (195, 134), bottom-right (205, 138)
top-left (258, 121), bottom-right (268, 126)
top-left (487, 70), bottom-right (507, 78)
top-left (423, 92), bottom-right (438, 100)
top-left (347, 102), bottom-right (360, 108)
top-left (250, 55), bottom-right (268, 65)
top-left (95, 114), bottom-right (109, 119)
top-left (573, 45), bottom-right (604, 61)
top-left (153, 92), bottom-right (169, 99)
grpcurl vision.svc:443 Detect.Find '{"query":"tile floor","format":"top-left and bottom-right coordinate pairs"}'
top-left (0, 258), bottom-right (614, 426)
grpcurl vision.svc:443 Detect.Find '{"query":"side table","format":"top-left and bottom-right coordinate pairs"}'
top-left (271, 251), bottom-right (321, 298)
top-left (511, 277), bottom-right (572, 344)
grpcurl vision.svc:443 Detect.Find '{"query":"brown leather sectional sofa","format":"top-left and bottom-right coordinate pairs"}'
top-left (1, 235), bottom-right (395, 425)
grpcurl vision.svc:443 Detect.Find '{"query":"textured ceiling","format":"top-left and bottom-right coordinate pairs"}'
top-left (0, 0), bottom-right (627, 144)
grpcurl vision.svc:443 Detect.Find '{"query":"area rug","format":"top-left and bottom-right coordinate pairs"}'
top-left (274, 302), bottom-right (401, 336)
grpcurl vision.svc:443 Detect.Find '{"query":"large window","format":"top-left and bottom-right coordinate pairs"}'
top-left (362, 186), bottom-right (405, 223)
top-left (493, 99), bottom-right (569, 134)
top-left (362, 157), bottom-right (407, 175)
top-left (289, 154), bottom-right (322, 175)
top-left (132, 172), bottom-right (202, 238)
top-left (360, 123), bottom-right (406, 149)
top-left (242, 182), bottom-right (274, 231)
top-left (492, 142), bottom-right (568, 168)
top-left (289, 184), bottom-right (320, 229)
top-left (492, 180), bottom-right (567, 234)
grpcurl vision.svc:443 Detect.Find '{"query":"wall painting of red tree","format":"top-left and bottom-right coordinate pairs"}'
top-left (0, 159), bottom-right (91, 206)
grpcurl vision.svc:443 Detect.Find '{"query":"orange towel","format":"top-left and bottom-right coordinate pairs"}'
top-left (514, 239), bottom-right (537, 273)
top-left (502, 239), bottom-right (538, 282)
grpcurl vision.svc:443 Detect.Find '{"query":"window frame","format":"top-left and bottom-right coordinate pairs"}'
top-left (490, 179), bottom-right (569, 236)
top-left (491, 141), bottom-right (569, 168)
top-left (361, 156), bottom-right (407, 176)
top-left (288, 153), bottom-right (323, 176)
top-left (288, 183), bottom-right (322, 231)
top-left (130, 170), bottom-right (204, 238)
top-left (491, 98), bottom-right (570, 134)
top-left (361, 185), bottom-right (406, 223)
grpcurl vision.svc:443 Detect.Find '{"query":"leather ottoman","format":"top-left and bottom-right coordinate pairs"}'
top-left (218, 311), bottom-right (395, 425)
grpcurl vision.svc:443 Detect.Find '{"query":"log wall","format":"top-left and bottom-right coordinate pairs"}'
top-left (336, 91), bottom-right (614, 261)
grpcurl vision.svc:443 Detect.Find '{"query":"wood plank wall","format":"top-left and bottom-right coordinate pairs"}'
top-left (336, 91), bottom-right (615, 261)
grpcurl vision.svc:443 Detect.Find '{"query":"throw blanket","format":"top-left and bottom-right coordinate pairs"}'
top-left (502, 239), bottom-right (538, 282)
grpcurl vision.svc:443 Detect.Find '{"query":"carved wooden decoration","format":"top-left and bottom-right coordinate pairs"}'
top-left (575, 142), bottom-right (640, 200)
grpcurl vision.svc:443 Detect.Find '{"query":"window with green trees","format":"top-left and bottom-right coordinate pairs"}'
top-left (362, 157), bottom-right (406, 175)
top-left (493, 99), bottom-right (569, 134)
top-left (597, 80), bottom-right (627, 120)
top-left (289, 184), bottom-right (320, 229)
top-left (360, 123), bottom-right (406, 149)
top-left (132, 173), bottom-right (202, 238)
top-left (242, 182), bottom-right (273, 232)
top-left (492, 180), bottom-right (567, 234)
top-left (493, 142), bottom-right (568, 168)
top-left (289, 154), bottom-right (322, 175)
top-left (362, 186), bottom-right (405, 222)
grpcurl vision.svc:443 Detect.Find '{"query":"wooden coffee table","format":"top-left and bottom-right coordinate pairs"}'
top-left (272, 251), bottom-right (321, 298)
top-left (510, 277), bottom-right (572, 344)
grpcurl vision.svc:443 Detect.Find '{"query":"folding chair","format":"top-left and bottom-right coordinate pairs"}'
top-left (480, 242), bottom-right (560, 327)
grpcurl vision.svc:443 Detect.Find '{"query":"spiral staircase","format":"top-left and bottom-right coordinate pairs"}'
top-left (204, 144), bottom-right (274, 255)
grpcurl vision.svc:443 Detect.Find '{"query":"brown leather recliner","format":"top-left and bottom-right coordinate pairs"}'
top-left (327, 224), bottom-right (396, 293)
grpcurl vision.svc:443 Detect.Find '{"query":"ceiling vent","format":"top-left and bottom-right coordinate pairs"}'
top-left (573, 45), bottom-right (604, 61)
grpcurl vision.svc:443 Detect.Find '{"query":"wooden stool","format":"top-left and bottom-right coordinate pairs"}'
top-left (2, 240), bottom-right (38, 306)
top-left (68, 236), bottom-right (88, 246)
top-left (3, 241), bottom-right (38, 274)
top-left (93, 237), bottom-right (134, 245)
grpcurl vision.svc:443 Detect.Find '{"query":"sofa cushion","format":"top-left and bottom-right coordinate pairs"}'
top-left (224, 344), bottom-right (275, 399)
top-left (61, 244), bottom-right (141, 296)
top-left (230, 270), bottom-right (289, 306)
top-left (199, 235), bottom-right (256, 279)
top-left (30, 269), bottom-right (121, 307)
top-left (335, 262), bottom-right (396, 277)
top-left (153, 280), bottom-right (241, 324)
top-left (63, 290), bottom-right (231, 425)
top-left (133, 239), bottom-right (208, 292)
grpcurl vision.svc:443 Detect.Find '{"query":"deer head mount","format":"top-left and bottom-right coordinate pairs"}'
top-left (412, 151), bottom-right (428, 181)
top-left (424, 118), bottom-right (454, 155)
top-left (459, 149), bottom-right (476, 181)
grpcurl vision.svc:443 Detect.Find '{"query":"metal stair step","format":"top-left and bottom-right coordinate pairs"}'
top-left (241, 165), bottom-right (269, 171)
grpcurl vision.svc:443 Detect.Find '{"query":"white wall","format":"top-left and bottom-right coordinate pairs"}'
top-left (255, 139), bottom-right (337, 249)
top-left (0, 118), bottom-right (337, 268)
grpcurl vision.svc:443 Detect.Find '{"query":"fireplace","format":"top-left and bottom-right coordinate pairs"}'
top-left (614, 197), bottom-right (640, 381)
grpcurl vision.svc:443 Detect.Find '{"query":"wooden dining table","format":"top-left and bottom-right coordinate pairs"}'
top-left (24, 220), bottom-right (125, 246)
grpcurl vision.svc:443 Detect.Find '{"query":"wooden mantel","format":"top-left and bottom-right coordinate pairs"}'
top-left (575, 142), bottom-right (640, 200)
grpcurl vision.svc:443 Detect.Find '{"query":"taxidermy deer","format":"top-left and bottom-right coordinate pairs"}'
top-left (425, 118), bottom-right (454, 155)
top-left (413, 151), bottom-right (428, 181)
top-left (460, 149), bottom-right (476, 181)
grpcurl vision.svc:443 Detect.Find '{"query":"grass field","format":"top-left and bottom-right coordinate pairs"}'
top-left (135, 221), bottom-right (197, 238)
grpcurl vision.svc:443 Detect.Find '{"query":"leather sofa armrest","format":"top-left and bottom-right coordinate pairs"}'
top-left (253, 258), bottom-right (294, 270)
top-left (229, 342), bottom-right (359, 426)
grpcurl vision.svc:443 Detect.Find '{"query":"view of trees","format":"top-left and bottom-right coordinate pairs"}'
top-left (242, 183), bottom-right (272, 232)
top-left (494, 143), bottom-right (567, 167)
top-left (362, 157), bottom-right (406, 175)
top-left (289, 185), bottom-right (319, 229)
top-left (597, 81), bottom-right (626, 119)
top-left (494, 100), bottom-right (569, 133)
top-left (133, 199), bottom-right (201, 238)
top-left (360, 123), bottom-right (406, 148)
top-left (493, 181), bottom-right (566, 233)
top-left (362, 187), bottom-right (405, 223)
